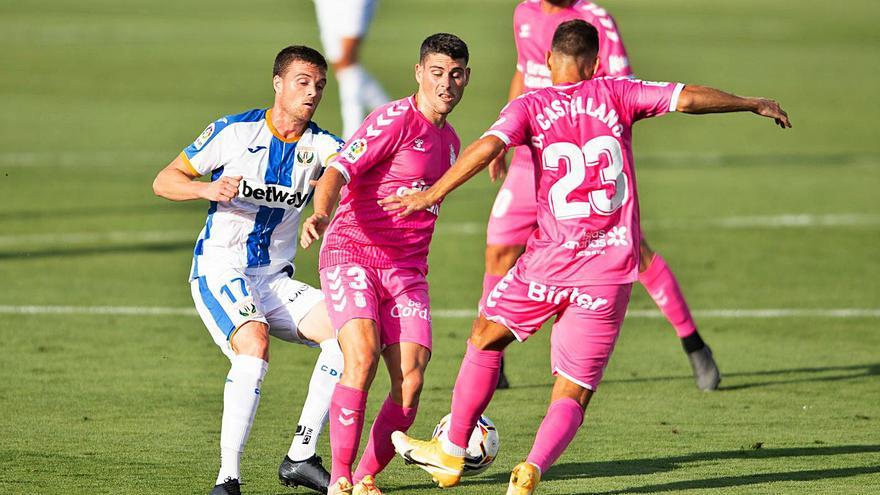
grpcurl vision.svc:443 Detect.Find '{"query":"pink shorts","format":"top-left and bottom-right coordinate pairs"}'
top-left (481, 264), bottom-right (632, 391)
top-left (486, 150), bottom-right (538, 246)
top-left (319, 263), bottom-right (432, 351)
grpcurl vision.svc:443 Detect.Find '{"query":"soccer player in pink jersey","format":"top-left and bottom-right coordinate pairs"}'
top-left (299, 33), bottom-right (470, 495)
top-left (386, 20), bottom-right (790, 494)
top-left (488, 0), bottom-right (721, 391)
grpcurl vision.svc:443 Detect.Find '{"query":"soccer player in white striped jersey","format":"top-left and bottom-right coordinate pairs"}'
top-left (153, 46), bottom-right (344, 495)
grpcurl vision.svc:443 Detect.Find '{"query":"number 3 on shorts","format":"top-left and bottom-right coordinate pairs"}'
top-left (543, 136), bottom-right (627, 220)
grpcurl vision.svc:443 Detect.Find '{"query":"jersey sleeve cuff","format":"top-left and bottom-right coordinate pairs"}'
top-left (481, 130), bottom-right (511, 146)
top-left (329, 161), bottom-right (351, 183)
top-left (669, 83), bottom-right (685, 113)
top-left (179, 151), bottom-right (201, 177)
top-left (323, 152), bottom-right (339, 167)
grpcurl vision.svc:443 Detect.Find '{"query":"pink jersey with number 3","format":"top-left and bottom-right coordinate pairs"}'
top-left (515, 0), bottom-right (632, 91)
top-left (484, 77), bottom-right (684, 285)
top-left (320, 96), bottom-right (461, 273)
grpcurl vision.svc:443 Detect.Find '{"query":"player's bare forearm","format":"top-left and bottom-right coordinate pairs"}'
top-left (300, 166), bottom-right (345, 249)
top-left (677, 85), bottom-right (792, 128)
top-left (380, 136), bottom-right (506, 217)
top-left (152, 156), bottom-right (241, 202)
top-left (427, 136), bottom-right (506, 203)
top-left (311, 166), bottom-right (346, 217)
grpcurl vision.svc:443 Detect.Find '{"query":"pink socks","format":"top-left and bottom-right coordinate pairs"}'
top-left (329, 384), bottom-right (367, 484)
top-left (449, 342), bottom-right (503, 448)
top-left (639, 253), bottom-right (698, 338)
top-left (353, 396), bottom-right (417, 482)
top-left (526, 398), bottom-right (584, 473)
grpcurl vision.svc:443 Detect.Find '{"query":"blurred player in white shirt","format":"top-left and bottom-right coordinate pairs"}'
top-left (313, 0), bottom-right (389, 138)
top-left (153, 46), bottom-right (344, 495)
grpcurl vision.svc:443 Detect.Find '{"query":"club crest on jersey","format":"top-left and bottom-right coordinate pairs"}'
top-left (236, 300), bottom-right (258, 318)
top-left (342, 139), bottom-right (367, 163)
top-left (194, 122), bottom-right (215, 150)
top-left (296, 148), bottom-right (316, 167)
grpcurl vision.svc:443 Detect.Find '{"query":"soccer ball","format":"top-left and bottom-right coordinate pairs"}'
top-left (431, 413), bottom-right (500, 476)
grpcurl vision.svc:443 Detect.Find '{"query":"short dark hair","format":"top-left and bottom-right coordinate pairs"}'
top-left (551, 20), bottom-right (599, 60)
top-left (273, 45), bottom-right (327, 77)
top-left (419, 33), bottom-right (469, 64)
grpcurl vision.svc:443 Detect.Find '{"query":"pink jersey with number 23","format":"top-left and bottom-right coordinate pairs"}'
top-left (484, 77), bottom-right (684, 285)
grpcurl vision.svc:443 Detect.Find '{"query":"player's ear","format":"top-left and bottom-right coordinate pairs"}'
top-left (464, 67), bottom-right (471, 86)
top-left (592, 57), bottom-right (600, 77)
top-left (414, 63), bottom-right (423, 84)
top-left (545, 50), bottom-right (553, 71)
top-left (273, 74), bottom-right (283, 94)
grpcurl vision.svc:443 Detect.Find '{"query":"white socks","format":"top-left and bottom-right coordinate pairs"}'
top-left (336, 64), bottom-right (389, 139)
top-left (441, 437), bottom-right (468, 457)
top-left (217, 354), bottom-right (269, 484)
top-left (287, 339), bottom-right (344, 461)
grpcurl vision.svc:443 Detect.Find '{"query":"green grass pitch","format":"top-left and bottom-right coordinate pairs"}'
top-left (1, 0), bottom-right (879, 493)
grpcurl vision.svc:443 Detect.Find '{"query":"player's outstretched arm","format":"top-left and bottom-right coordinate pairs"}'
top-left (676, 85), bottom-right (792, 129)
top-left (380, 136), bottom-right (507, 218)
top-left (300, 166), bottom-right (346, 249)
top-left (152, 155), bottom-right (241, 202)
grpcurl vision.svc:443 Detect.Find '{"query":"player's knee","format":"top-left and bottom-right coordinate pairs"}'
top-left (231, 322), bottom-right (270, 360)
top-left (639, 240), bottom-right (656, 273)
top-left (485, 244), bottom-right (524, 275)
top-left (469, 317), bottom-right (513, 351)
top-left (343, 347), bottom-right (380, 384)
top-left (395, 370), bottom-right (425, 405)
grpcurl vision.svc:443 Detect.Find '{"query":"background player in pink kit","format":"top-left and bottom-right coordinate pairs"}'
top-left (387, 20), bottom-right (790, 495)
top-left (487, 0), bottom-right (720, 391)
top-left (299, 34), bottom-right (470, 495)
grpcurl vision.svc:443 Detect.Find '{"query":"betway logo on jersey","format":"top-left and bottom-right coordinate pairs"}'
top-left (527, 282), bottom-right (608, 311)
top-left (238, 179), bottom-right (311, 209)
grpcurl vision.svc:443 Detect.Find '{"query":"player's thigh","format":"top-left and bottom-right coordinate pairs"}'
top-left (190, 269), bottom-right (267, 359)
top-left (550, 284), bottom-right (633, 392)
top-left (480, 267), bottom-right (561, 344)
top-left (486, 154), bottom-right (538, 248)
top-left (378, 268), bottom-right (433, 352)
top-left (263, 275), bottom-right (327, 347)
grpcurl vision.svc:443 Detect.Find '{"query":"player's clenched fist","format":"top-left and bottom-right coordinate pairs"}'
top-left (300, 213), bottom-right (330, 249)
top-left (201, 175), bottom-right (242, 202)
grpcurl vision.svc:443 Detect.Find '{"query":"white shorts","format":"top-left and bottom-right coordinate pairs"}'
top-left (191, 267), bottom-right (325, 359)
top-left (313, 0), bottom-right (378, 62)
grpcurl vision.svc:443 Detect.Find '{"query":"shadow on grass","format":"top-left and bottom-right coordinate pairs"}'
top-left (0, 241), bottom-right (193, 261)
top-left (393, 444), bottom-right (880, 492)
top-left (457, 363), bottom-right (880, 393)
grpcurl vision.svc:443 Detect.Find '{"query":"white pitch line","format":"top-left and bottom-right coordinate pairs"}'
top-left (1, 305), bottom-right (878, 319)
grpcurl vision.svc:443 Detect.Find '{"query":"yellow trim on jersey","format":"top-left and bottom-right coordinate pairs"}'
top-left (265, 109), bottom-right (302, 143)
top-left (324, 152), bottom-right (339, 165)
top-left (179, 151), bottom-right (201, 177)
